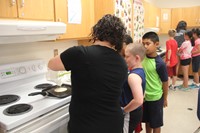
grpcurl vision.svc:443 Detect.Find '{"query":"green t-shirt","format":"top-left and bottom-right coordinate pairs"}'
top-left (142, 55), bottom-right (168, 101)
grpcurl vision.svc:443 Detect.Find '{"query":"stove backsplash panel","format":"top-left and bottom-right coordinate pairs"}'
top-left (0, 40), bottom-right (78, 65)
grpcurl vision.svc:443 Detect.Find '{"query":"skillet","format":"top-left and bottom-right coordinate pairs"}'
top-left (28, 84), bottom-right (71, 98)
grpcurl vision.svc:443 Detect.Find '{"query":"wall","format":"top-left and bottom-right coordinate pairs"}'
top-left (0, 40), bottom-right (78, 65)
top-left (145, 0), bottom-right (200, 8)
top-left (158, 34), bottom-right (168, 48)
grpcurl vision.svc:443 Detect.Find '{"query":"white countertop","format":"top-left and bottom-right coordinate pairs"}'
top-left (157, 46), bottom-right (166, 54)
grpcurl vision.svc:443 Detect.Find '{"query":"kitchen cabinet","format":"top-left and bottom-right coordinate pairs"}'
top-left (78, 39), bottom-right (93, 46)
top-left (182, 6), bottom-right (200, 27)
top-left (171, 6), bottom-right (200, 29)
top-left (143, 1), bottom-right (160, 28)
top-left (0, 0), bottom-right (54, 21)
top-left (171, 8), bottom-right (183, 29)
top-left (160, 8), bottom-right (171, 34)
top-left (0, 0), bottom-right (18, 18)
top-left (94, 0), bottom-right (115, 24)
top-left (94, 0), bottom-right (134, 37)
top-left (54, 0), bottom-right (94, 39)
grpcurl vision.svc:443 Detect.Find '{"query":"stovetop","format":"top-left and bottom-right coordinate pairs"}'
top-left (0, 60), bottom-right (71, 131)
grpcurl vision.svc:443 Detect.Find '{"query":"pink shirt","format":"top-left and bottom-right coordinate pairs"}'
top-left (179, 40), bottom-right (192, 60)
top-left (191, 38), bottom-right (200, 57)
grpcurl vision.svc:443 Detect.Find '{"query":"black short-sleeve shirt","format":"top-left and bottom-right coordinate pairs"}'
top-left (60, 45), bottom-right (127, 133)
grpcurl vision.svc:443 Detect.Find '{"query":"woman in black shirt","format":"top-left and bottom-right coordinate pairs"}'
top-left (48, 14), bottom-right (127, 133)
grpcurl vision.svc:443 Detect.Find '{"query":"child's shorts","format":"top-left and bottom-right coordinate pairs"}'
top-left (192, 56), bottom-right (200, 72)
top-left (167, 65), bottom-right (177, 77)
top-left (142, 97), bottom-right (164, 128)
top-left (180, 58), bottom-right (191, 66)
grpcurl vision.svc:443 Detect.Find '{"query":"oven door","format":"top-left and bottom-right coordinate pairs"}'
top-left (7, 104), bottom-right (69, 133)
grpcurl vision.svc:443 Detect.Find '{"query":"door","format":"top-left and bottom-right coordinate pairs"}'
top-left (54, 0), bottom-right (95, 39)
top-left (171, 8), bottom-right (183, 29)
top-left (94, 0), bottom-right (115, 23)
top-left (182, 6), bottom-right (200, 27)
top-left (17, 0), bottom-right (54, 21)
top-left (160, 8), bottom-right (171, 34)
top-left (0, 0), bottom-right (18, 18)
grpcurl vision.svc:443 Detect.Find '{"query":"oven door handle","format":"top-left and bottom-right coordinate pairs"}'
top-left (33, 112), bottom-right (69, 133)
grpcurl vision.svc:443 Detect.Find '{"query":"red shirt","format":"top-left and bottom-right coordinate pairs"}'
top-left (165, 39), bottom-right (178, 67)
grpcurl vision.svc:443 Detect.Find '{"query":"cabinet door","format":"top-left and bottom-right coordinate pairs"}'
top-left (143, 1), bottom-right (150, 27)
top-left (94, 0), bottom-right (114, 23)
top-left (0, 0), bottom-right (18, 18)
top-left (55, 0), bottom-right (94, 39)
top-left (149, 4), bottom-right (160, 28)
top-left (182, 6), bottom-right (200, 27)
top-left (172, 6), bottom-right (200, 28)
top-left (17, 0), bottom-right (54, 21)
top-left (143, 1), bottom-right (160, 28)
top-left (160, 8), bottom-right (171, 34)
top-left (171, 8), bottom-right (183, 29)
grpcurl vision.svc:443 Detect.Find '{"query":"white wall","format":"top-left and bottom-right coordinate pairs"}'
top-left (159, 34), bottom-right (168, 48)
top-left (145, 0), bottom-right (200, 8)
top-left (0, 40), bottom-right (78, 65)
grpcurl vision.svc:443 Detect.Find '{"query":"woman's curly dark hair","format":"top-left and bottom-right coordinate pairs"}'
top-left (90, 14), bottom-right (127, 52)
top-left (176, 20), bottom-right (187, 33)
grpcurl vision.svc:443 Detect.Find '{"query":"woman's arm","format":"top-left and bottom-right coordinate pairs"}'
top-left (48, 55), bottom-right (65, 71)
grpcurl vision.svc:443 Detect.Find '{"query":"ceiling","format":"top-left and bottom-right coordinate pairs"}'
top-left (145, 0), bottom-right (200, 8)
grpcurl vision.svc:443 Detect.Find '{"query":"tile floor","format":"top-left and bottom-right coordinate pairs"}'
top-left (141, 78), bottom-right (200, 133)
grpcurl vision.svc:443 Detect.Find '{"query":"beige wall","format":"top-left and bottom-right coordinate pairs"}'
top-left (0, 40), bottom-right (78, 65)
top-left (158, 34), bottom-right (168, 48)
top-left (145, 0), bottom-right (200, 8)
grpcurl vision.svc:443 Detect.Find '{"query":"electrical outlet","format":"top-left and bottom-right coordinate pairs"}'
top-left (54, 49), bottom-right (58, 57)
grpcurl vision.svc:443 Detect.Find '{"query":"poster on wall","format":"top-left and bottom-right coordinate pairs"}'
top-left (133, 0), bottom-right (144, 43)
top-left (115, 0), bottom-right (132, 35)
top-left (68, 0), bottom-right (82, 24)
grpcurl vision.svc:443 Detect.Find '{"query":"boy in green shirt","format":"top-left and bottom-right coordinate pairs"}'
top-left (142, 32), bottom-right (168, 133)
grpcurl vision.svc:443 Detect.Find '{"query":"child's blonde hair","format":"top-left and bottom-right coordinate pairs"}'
top-left (168, 29), bottom-right (176, 37)
top-left (126, 43), bottom-right (146, 61)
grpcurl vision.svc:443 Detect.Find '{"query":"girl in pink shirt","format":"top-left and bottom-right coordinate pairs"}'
top-left (191, 28), bottom-right (200, 87)
top-left (178, 30), bottom-right (193, 89)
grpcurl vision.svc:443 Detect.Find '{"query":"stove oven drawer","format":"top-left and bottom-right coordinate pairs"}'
top-left (7, 104), bottom-right (70, 133)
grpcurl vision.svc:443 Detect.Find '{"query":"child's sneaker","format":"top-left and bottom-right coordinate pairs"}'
top-left (176, 84), bottom-right (183, 89)
top-left (169, 85), bottom-right (176, 91)
top-left (179, 86), bottom-right (190, 91)
top-left (189, 83), bottom-right (200, 89)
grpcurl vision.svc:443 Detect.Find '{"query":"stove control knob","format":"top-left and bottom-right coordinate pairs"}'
top-left (38, 64), bottom-right (43, 70)
top-left (32, 65), bottom-right (36, 71)
top-left (19, 67), bottom-right (26, 74)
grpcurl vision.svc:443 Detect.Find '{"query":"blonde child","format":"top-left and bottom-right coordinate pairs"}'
top-left (165, 29), bottom-right (178, 90)
top-left (121, 43), bottom-right (146, 133)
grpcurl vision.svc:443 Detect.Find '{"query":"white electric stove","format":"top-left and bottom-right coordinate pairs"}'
top-left (0, 60), bottom-right (71, 133)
